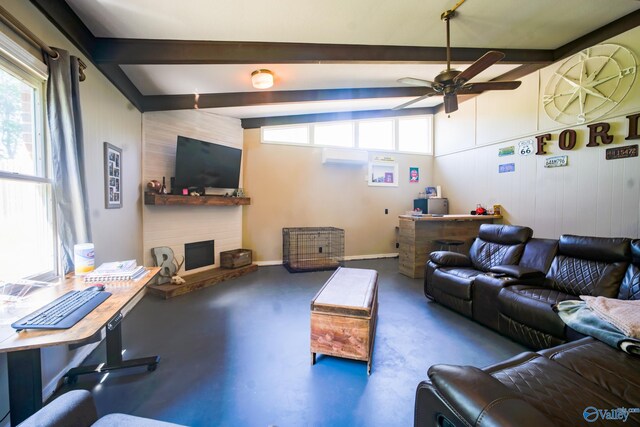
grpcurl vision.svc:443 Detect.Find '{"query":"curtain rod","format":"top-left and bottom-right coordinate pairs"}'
top-left (0, 4), bottom-right (86, 81)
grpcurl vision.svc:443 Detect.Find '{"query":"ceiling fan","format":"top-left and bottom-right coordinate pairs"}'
top-left (395, 8), bottom-right (521, 114)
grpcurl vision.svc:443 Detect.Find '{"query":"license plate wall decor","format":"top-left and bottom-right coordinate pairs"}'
top-left (498, 146), bottom-right (515, 157)
top-left (544, 155), bottom-right (568, 168)
top-left (605, 144), bottom-right (638, 160)
top-left (499, 163), bottom-right (515, 173)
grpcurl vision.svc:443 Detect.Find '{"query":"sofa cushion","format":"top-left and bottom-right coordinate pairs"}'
top-left (469, 240), bottom-right (526, 272)
top-left (498, 285), bottom-right (578, 337)
top-left (490, 265), bottom-right (545, 280)
top-left (478, 224), bottom-right (533, 245)
top-left (499, 315), bottom-right (566, 349)
top-left (518, 238), bottom-right (558, 273)
top-left (540, 338), bottom-right (640, 407)
top-left (546, 255), bottom-right (628, 297)
top-left (489, 353), bottom-right (630, 426)
top-left (426, 364), bottom-right (552, 426)
top-left (429, 251), bottom-right (471, 267)
top-left (632, 239), bottom-right (640, 264)
top-left (558, 235), bottom-right (630, 263)
top-left (432, 267), bottom-right (482, 300)
top-left (618, 264), bottom-right (640, 300)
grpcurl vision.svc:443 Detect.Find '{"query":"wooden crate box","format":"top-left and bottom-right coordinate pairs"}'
top-left (220, 249), bottom-right (252, 269)
top-left (310, 267), bottom-right (378, 374)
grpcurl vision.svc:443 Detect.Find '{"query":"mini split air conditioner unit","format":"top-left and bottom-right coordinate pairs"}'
top-left (321, 148), bottom-right (368, 165)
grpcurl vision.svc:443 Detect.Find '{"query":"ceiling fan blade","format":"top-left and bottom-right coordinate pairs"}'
top-left (392, 92), bottom-right (437, 110)
top-left (443, 94), bottom-right (458, 114)
top-left (458, 80), bottom-right (522, 94)
top-left (397, 77), bottom-right (435, 88)
top-left (453, 51), bottom-right (505, 85)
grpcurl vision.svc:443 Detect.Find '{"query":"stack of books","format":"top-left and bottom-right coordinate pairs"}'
top-left (83, 260), bottom-right (147, 283)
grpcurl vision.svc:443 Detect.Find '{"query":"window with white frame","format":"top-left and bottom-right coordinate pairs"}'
top-left (358, 118), bottom-right (394, 150)
top-left (262, 124), bottom-right (309, 145)
top-left (0, 53), bottom-right (56, 282)
top-left (261, 115), bottom-right (432, 154)
top-left (398, 116), bottom-right (433, 153)
top-left (314, 121), bottom-right (354, 147)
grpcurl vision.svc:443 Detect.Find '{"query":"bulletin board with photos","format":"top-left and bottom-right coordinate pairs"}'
top-left (104, 142), bottom-right (122, 208)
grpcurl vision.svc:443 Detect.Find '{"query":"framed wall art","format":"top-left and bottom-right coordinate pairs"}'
top-left (104, 142), bottom-right (122, 209)
top-left (368, 161), bottom-right (398, 187)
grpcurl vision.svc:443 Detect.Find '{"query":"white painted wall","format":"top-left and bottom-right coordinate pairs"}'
top-left (1, 0), bottom-right (143, 419)
top-left (242, 129), bottom-right (434, 263)
top-left (142, 110), bottom-right (244, 273)
top-left (433, 26), bottom-right (640, 239)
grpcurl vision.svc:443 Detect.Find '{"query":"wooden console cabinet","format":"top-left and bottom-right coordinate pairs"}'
top-left (398, 214), bottom-right (502, 279)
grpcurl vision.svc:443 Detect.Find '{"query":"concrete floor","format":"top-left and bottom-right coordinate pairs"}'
top-left (57, 258), bottom-right (527, 426)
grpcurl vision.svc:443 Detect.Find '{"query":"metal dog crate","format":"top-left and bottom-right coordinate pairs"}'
top-left (282, 227), bottom-right (344, 273)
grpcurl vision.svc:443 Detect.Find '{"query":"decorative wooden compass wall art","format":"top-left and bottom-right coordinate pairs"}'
top-left (543, 44), bottom-right (637, 125)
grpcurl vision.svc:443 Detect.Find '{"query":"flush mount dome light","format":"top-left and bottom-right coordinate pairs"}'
top-left (251, 69), bottom-right (274, 89)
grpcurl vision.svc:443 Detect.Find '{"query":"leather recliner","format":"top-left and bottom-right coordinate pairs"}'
top-left (497, 235), bottom-right (631, 349)
top-left (415, 337), bottom-right (640, 426)
top-left (425, 224), bottom-right (533, 318)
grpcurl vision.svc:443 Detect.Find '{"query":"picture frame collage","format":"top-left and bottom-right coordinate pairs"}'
top-left (104, 142), bottom-right (122, 209)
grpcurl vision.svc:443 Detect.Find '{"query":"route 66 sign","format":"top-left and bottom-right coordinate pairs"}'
top-left (518, 139), bottom-right (535, 156)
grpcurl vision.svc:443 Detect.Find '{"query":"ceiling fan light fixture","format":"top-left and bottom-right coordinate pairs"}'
top-left (443, 94), bottom-right (458, 114)
top-left (251, 69), bottom-right (274, 89)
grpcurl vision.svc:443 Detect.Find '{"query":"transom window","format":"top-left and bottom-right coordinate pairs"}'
top-left (261, 115), bottom-right (433, 155)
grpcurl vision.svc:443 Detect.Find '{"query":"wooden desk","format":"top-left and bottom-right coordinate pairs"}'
top-left (398, 215), bottom-right (502, 278)
top-left (0, 268), bottom-right (160, 426)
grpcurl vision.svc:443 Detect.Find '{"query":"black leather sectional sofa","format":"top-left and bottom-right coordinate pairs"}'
top-left (425, 224), bottom-right (639, 349)
top-left (416, 225), bottom-right (640, 426)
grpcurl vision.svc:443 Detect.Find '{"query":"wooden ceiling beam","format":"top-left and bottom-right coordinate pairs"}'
top-left (30, 0), bottom-right (145, 109)
top-left (142, 87), bottom-right (431, 111)
top-left (554, 9), bottom-right (640, 61)
top-left (241, 108), bottom-right (436, 129)
top-left (93, 38), bottom-right (552, 65)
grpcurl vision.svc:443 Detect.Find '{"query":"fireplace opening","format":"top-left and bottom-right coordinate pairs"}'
top-left (185, 240), bottom-right (215, 270)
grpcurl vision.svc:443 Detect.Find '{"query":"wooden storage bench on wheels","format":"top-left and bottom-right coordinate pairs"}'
top-left (310, 267), bottom-right (378, 375)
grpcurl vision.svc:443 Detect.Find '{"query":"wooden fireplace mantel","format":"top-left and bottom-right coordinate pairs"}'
top-left (144, 192), bottom-right (250, 206)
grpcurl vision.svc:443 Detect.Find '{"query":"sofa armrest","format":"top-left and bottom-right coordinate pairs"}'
top-left (426, 365), bottom-right (552, 426)
top-left (19, 390), bottom-right (98, 427)
top-left (429, 251), bottom-right (471, 267)
top-left (490, 265), bottom-right (545, 280)
top-left (475, 397), bottom-right (553, 427)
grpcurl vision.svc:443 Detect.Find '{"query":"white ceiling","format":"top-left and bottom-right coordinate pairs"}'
top-left (64, 0), bottom-right (640, 119)
top-left (67, 0), bottom-right (638, 48)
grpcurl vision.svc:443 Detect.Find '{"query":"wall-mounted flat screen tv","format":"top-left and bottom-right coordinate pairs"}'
top-left (174, 136), bottom-right (242, 192)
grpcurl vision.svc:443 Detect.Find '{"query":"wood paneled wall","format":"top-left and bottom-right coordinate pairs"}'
top-left (433, 27), bottom-right (640, 239)
top-left (142, 110), bottom-right (244, 272)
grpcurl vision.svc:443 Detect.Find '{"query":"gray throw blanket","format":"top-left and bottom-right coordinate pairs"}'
top-left (555, 300), bottom-right (640, 356)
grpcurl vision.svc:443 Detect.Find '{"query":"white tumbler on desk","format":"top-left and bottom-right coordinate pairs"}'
top-left (74, 243), bottom-right (95, 275)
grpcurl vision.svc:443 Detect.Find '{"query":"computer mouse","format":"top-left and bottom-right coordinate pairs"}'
top-left (86, 284), bottom-right (105, 291)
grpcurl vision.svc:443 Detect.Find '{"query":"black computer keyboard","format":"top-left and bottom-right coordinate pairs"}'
top-left (11, 288), bottom-right (111, 331)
